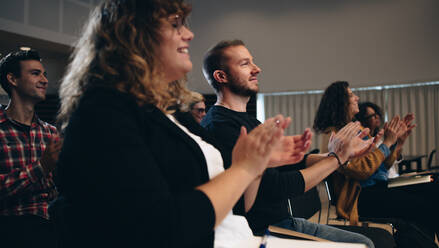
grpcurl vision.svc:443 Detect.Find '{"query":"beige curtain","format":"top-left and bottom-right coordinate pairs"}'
top-left (385, 84), bottom-right (439, 168)
top-left (262, 83), bottom-right (439, 168)
top-left (264, 92), bottom-right (323, 151)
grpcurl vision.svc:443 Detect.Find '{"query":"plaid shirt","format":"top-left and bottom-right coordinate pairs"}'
top-left (0, 107), bottom-right (58, 219)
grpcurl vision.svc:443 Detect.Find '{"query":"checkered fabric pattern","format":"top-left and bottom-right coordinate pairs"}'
top-left (0, 107), bottom-right (58, 219)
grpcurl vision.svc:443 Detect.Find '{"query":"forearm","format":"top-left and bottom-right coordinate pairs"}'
top-left (384, 146), bottom-right (399, 169)
top-left (196, 166), bottom-right (256, 227)
top-left (343, 148), bottom-right (386, 180)
top-left (305, 153), bottom-right (329, 167)
top-left (0, 162), bottom-right (45, 199)
top-left (300, 156), bottom-right (339, 192)
top-left (243, 176), bottom-right (262, 212)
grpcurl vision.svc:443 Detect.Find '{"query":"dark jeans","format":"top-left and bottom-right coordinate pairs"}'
top-left (0, 215), bottom-right (57, 248)
top-left (358, 181), bottom-right (438, 241)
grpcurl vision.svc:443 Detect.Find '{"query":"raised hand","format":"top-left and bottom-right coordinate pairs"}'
top-left (383, 116), bottom-right (402, 147)
top-left (231, 115), bottom-right (285, 177)
top-left (397, 113), bottom-right (416, 149)
top-left (40, 135), bottom-right (64, 175)
top-left (268, 128), bottom-right (312, 167)
top-left (328, 122), bottom-right (374, 164)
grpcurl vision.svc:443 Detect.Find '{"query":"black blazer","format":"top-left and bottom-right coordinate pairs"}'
top-left (55, 87), bottom-right (227, 248)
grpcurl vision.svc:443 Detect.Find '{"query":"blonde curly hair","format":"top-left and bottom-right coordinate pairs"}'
top-left (58, 0), bottom-right (193, 129)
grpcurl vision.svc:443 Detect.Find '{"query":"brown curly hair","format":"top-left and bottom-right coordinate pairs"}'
top-left (313, 81), bottom-right (352, 133)
top-left (58, 0), bottom-right (193, 129)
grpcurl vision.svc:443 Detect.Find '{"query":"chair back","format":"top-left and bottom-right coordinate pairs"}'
top-left (290, 187), bottom-right (321, 220)
top-left (427, 149), bottom-right (436, 169)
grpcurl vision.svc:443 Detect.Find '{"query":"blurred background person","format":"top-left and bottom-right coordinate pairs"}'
top-left (314, 81), bottom-right (438, 247)
top-left (355, 102), bottom-right (415, 178)
top-left (189, 91), bottom-right (206, 123)
top-left (0, 49), bottom-right (61, 248)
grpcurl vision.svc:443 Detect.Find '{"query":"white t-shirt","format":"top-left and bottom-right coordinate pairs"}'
top-left (167, 115), bottom-right (253, 248)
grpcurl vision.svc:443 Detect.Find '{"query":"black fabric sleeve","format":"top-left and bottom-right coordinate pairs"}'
top-left (206, 120), bottom-right (306, 203)
top-left (59, 90), bottom-right (215, 247)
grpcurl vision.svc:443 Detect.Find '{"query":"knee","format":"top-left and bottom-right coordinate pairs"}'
top-left (362, 237), bottom-right (375, 248)
top-left (350, 233), bottom-right (375, 248)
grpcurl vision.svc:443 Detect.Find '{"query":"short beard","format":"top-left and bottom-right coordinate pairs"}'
top-left (227, 74), bottom-right (258, 97)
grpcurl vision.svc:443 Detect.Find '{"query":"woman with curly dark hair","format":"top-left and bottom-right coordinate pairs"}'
top-left (355, 102), bottom-right (384, 137)
top-left (313, 81), bottom-right (356, 133)
top-left (314, 81), bottom-right (439, 247)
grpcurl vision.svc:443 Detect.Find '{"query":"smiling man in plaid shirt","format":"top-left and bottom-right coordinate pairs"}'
top-left (0, 50), bottom-right (62, 248)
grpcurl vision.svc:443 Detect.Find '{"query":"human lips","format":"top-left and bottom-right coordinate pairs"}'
top-left (36, 85), bottom-right (47, 92)
top-left (249, 76), bottom-right (258, 83)
top-left (177, 46), bottom-right (189, 54)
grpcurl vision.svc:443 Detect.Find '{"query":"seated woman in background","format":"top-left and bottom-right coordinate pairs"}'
top-left (188, 91), bottom-right (206, 123)
top-left (355, 102), bottom-right (415, 178)
top-left (313, 81), bottom-right (438, 245)
top-left (51, 1), bottom-right (376, 248)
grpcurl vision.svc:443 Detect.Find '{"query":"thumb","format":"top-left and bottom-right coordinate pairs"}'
top-left (241, 126), bottom-right (247, 136)
top-left (329, 131), bottom-right (335, 143)
top-left (237, 126), bottom-right (248, 141)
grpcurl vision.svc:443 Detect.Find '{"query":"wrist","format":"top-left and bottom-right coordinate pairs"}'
top-left (328, 152), bottom-right (349, 168)
top-left (382, 139), bottom-right (394, 148)
top-left (231, 161), bottom-right (263, 180)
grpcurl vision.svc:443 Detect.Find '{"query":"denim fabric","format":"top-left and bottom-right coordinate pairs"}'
top-left (360, 142), bottom-right (392, 188)
top-left (272, 217), bottom-right (375, 248)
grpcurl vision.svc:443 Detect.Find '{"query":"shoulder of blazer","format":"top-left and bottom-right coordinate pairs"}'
top-left (174, 110), bottom-right (231, 168)
top-left (174, 110), bottom-right (221, 149)
top-left (80, 86), bottom-right (141, 114)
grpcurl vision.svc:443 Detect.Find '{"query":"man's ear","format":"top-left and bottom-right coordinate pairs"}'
top-left (213, 70), bottom-right (228, 84)
top-left (6, 73), bottom-right (18, 87)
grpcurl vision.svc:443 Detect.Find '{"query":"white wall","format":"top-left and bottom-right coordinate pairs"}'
top-left (187, 0), bottom-right (439, 93)
top-left (0, 0), bottom-right (98, 46)
top-left (1, 0), bottom-right (439, 94)
top-left (0, 0), bottom-right (96, 95)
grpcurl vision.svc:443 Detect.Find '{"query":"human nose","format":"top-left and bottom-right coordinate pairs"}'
top-left (181, 26), bottom-right (194, 41)
top-left (252, 63), bottom-right (261, 74)
top-left (41, 74), bottom-right (48, 84)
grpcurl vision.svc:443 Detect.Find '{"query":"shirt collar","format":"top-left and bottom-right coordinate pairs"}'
top-left (0, 106), bottom-right (44, 127)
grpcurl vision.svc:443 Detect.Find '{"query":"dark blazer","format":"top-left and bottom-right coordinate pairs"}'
top-left (55, 86), bottom-right (225, 248)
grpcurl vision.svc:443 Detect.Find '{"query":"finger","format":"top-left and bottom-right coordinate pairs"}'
top-left (272, 114), bottom-right (285, 126)
top-left (375, 129), bottom-right (384, 141)
top-left (358, 128), bottom-right (370, 139)
top-left (358, 138), bottom-right (375, 156)
top-left (306, 130), bottom-right (314, 141)
top-left (281, 117), bottom-right (292, 130)
top-left (404, 113), bottom-right (415, 124)
top-left (264, 127), bottom-right (284, 155)
top-left (389, 117), bottom-right (397, 128)
top-left (345, 122), bottom-right (361, 138)
top-left (303, 140), bottom-right (311, 151)
top-left (391, 116), bottom-right (400, 129)
top-left (258, 118), bottom-right (282, 146)
top-left (329, 131), bottom-right (335, 143)
top-left (407, 124), bottom-right (416, 131)
top-left (236, 126), bottom-right (248, 144)
top-left (292, 134), bottom-right (303, 142)
top-left (303, 128), bottom-right (313, 142)
top-left (337, 122), bottom-right (353, 137)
